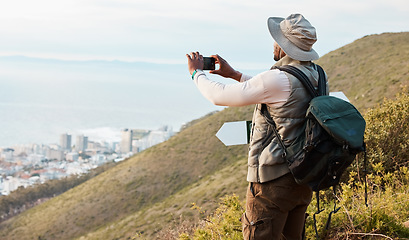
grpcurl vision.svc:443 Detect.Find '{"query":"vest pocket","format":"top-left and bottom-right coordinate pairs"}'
top-left (259, 137), bottom-right (287, 166)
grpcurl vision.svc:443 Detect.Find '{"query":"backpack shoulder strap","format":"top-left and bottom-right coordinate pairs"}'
top-left (275, 65), bottom-right (318, 97)
top-left (315, 64), bottom-right (327, 96)
top-left (274, 64), bottom-right (327, 97)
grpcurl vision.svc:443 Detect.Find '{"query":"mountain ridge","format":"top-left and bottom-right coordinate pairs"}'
top-left (316, 31), bottom-right (409, 111)
top-left (0, 55), bottom-right (183, 67)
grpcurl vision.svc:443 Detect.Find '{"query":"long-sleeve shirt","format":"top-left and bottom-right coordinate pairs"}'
top-left (193, 69), bottom-right (291, 108)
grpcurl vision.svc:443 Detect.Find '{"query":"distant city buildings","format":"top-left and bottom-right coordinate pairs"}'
top-left (46, 148), bottom-right (64, 161)
top-left (0, 126), bottom-right (174, 195)
top-left (120, 129), bottom-right (133, 153)
top-left (60, 134), bottom-right (72, 151)
top-left (75, 135), bottom-right (88, 152)
top-left (0, 148), bottom-right (14, 162)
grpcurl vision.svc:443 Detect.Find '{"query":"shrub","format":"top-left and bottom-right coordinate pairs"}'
top-left (363, 89), bottom-right (409, 174)
top-left (307, 167), bottom-right (409, 239)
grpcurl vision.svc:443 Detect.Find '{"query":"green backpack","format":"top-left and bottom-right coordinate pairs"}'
top-left (261, 64), bottom-right (366, 191)
top-left (261, 64), bottom-right (366, 238)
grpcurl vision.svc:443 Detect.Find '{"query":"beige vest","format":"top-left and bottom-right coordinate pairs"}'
top-left (247, 56), bottom-right (327, 183)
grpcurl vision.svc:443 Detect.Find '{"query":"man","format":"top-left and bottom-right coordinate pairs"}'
top-left (186, 13), bottom-right (327, 239)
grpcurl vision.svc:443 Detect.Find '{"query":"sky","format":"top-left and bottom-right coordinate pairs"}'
top-left (1, 0), bottom-right (408, 66)
top-left (0, 0), bottom-right (408, 146)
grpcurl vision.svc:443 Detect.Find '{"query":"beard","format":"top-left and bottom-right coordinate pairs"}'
top-left (274, 48), bottom-right (285, 61)
top-left (274, 48), bottom-right (281, 61)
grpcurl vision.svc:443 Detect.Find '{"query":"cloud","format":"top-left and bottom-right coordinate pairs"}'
top-left (0, 0), bottom-right (407, 64)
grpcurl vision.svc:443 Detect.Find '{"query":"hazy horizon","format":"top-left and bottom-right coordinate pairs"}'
top-left (0, 56), bottom-right (234, 147)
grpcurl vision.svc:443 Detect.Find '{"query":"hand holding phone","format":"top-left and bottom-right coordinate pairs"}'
top-left (208, 54), bottom-right (242, 81)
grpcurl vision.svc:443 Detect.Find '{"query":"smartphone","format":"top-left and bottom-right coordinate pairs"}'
top-left (203, 57), bottom-right (216, 70)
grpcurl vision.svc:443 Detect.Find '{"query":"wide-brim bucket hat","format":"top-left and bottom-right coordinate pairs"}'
top-left (268, 13), bottom-right (319, 61)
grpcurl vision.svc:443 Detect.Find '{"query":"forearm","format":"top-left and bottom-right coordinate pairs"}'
top-left (229, 70), bottom-right (243, 82)
top-left (193, 70), bottom-right (262, 106)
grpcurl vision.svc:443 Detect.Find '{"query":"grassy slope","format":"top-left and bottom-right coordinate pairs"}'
top-left (81, 159), bottom-right (248, 239)
top-left (0, 32), bottom-right (408, 240)
top-left (0, 106), bottom-right (253, 240)
top-left (316, 32), bottom-right (409, 112)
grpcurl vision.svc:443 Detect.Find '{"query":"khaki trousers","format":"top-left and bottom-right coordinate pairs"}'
top-left (241, 173), bottom-right (312, 240)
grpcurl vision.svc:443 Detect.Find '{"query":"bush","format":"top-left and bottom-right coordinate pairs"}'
top-left (363, 90), bottom-right (409, 173)
top-left (307, 167), bottom-right (409, 239)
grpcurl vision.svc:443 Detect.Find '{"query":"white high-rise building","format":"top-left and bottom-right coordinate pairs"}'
top-left (120, 129), bottom-right (133, 153)
top-left (76, 135), bottom-right (88, 152)
top-left (60, 133), bottom-right (72, 151)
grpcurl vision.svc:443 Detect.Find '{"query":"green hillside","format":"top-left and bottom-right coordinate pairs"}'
top-left (0, 32), bottom-right (408, 240)
top-left (316, 32), bottom-right (409, 112)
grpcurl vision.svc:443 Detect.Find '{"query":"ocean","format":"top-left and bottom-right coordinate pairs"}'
top-left (0, 56), bottom-right (225, 147)
top-left (0, 102), bottom-right (149, 146)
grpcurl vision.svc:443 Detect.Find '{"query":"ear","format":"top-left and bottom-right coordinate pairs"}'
top-left (280, 48), bottom-right (287, 58)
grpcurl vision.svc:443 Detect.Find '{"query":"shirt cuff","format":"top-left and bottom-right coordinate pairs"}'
top-left (240, 73), bottom-right (252, 82)
top-left (193, 69), bottom-right (205, 81)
